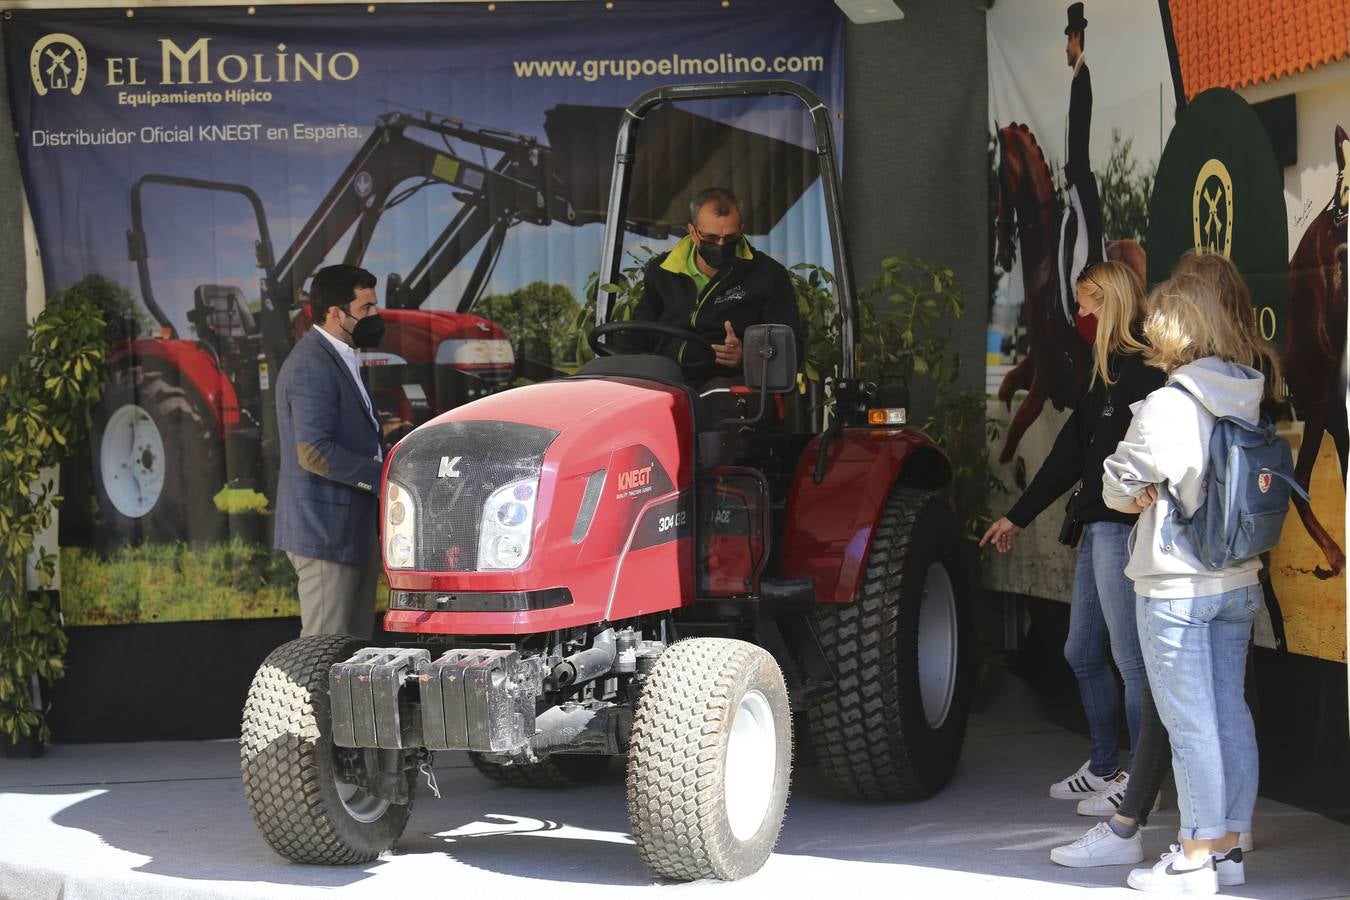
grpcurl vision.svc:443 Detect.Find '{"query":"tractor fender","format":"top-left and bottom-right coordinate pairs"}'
top-left (108, 338), bottom-right (240, 434)
top-left (779, 427), bottom-right (951, 604)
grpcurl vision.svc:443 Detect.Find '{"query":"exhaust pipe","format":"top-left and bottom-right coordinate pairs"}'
top-left (550, 628), bottom-right (617, 687)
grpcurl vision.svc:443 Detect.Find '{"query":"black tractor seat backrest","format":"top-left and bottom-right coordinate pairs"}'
top-left (193, 284), bottom-right (258, 339)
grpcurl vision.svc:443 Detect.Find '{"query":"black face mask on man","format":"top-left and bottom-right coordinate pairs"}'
top-left (697, 239), bottom-right (735, 270)
top-left (341, 308), bottom-right (386, 349)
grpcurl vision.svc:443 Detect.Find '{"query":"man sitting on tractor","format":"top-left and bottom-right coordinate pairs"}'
top-left (625, 187), bottom-right (803, 384)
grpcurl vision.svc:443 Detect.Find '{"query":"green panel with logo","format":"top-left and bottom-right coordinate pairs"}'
top-left (1148, 88), bottom-right (1288, 345)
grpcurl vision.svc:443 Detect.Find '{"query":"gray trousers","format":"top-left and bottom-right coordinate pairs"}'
top-left (287, 549), bottom-right (378, 640)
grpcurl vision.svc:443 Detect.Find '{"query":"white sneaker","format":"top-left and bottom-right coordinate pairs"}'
top-left (1127, 845), bottom-right (1218, 894)
top-left (1050, 759), bottom-right (1120, 799)
top-left (1051, 820), bottom-right (1144, 868)
top-left (1211, 846), bottom-right (1245, 886)
top-left (1078, 771), bottom-right (1165, 816)
top-left (1077, 770), bottom-right (1129, 816)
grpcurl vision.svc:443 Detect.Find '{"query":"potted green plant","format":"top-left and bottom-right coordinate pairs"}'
top-left (791, 253), bottom-right (1000, 540)
top-left (0, 287), bottom-right (108, 755)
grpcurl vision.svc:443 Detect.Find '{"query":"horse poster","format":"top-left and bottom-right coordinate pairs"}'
top-left (986, 0), bottom-right (1347, 664)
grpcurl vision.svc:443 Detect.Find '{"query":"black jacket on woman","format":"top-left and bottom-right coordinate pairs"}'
top-left (1006, 349), bottom-right (1164, 529)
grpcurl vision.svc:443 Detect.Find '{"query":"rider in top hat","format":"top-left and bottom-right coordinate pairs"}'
top-left (1063, 2), bottom-right (1104, 300)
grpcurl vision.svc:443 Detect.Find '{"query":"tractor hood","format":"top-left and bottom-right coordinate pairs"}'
top-left (381, 375), bottom-right (695, 631)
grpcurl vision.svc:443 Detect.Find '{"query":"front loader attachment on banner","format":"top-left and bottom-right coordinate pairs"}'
top-left (544, 101), bottom-right (819, 238)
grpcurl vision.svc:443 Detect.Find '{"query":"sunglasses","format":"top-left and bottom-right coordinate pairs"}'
top-left (693, 228), bottom-right (743, 247)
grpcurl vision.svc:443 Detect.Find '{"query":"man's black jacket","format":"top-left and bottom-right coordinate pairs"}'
top-left (1066, 61), bottom-right (1093, 189)
top-left (1007, 349), bottom-right (1164, 529)
top-left (625, 236), bottom-right (803, 381)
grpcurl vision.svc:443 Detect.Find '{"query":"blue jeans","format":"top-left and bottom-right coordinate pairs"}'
top-left (1065, 522), bottom-right (1146, 776)
top-left (1138, 585), bottom-right (1260, 840)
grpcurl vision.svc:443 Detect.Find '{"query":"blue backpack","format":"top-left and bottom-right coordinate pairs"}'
top-left (1163, 384), bottom-right (1309, 571)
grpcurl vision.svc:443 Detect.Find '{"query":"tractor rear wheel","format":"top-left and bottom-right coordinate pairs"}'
top-left (805, 485), bottom-right (973, 801)
top-left (91, 367), bottom-right (224, 544)
top-left (468, 751), bottom-right (614, 788)
top-left (626, 638), bottom-right (791, 881)
top-left (241, 635), bottom-right (415, 864)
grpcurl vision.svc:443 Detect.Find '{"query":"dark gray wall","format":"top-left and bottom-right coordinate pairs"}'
top-left (0, 28), bottom-right (28, 372)
top-left (843, 1), bottom-right (990, 408)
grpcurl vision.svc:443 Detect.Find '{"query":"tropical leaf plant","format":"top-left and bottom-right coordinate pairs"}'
top-left (0, 286), bottom-right (108, 745)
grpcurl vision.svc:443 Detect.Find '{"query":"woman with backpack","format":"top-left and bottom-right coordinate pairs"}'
top-left (1100, 266), bottom-right (1278, 895)
top-left (1051, 251), bottom-right (1275, 878)
top-left (981, 260), bottom-right (1162, 806)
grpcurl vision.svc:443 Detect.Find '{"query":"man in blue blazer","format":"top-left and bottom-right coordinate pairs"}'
top-left (274, 265), bottom-right (386, 638)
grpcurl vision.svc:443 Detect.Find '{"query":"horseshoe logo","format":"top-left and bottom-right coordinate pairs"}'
top-left (29, 33), bottom-right (88, 97)
top-left (1192, 158), bottom-right (1234, 257)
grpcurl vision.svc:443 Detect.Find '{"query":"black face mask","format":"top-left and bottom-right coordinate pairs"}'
top-left (697, 240), bottom-right (735, 270)
top-left (343, 311), bottom-right (385, 349)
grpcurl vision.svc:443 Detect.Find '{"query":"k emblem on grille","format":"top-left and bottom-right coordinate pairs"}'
top-left (438, 455), bottom-right (463, 478)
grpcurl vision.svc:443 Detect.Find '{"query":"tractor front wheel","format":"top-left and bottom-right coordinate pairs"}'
top-left (805, 485), bottom-right (974, 801)
top-left (626, 638), bottom-right (791, 881)
top-left (241, 635), bottom-right (415, 864)
top-left (90, 367), bottom-right (224, 544)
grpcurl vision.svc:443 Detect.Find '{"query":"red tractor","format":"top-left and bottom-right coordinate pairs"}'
top-left (241, 81), bottom-right (975, 881)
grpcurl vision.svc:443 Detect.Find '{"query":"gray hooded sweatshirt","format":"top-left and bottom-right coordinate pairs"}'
top-left (1101, 357), bottom-right (1265, 599)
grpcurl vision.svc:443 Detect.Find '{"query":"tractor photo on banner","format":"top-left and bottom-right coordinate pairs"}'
top-left (986, 0), bottom-right (1347, 664)
top-left (3, 1), bottom-right (844, 626)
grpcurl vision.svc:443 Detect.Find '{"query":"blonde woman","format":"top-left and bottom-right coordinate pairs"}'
top-left (1172, 251), bottom-right (1281, 407)
top-left (1102, 270), bottom-right (1273, 894)
top-left (982, 261), bottom-right (1163, 807)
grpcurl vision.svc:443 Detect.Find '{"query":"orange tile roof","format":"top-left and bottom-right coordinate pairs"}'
top-left (1169, 0), bottom-right (1350, 97)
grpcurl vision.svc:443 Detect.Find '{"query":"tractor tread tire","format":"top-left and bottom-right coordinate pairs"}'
top-left (626, 638), bottom-right (791, 882)
top-left (468, 751), bottom-right (612, 788)
top-left (805, 486), bottom-right (972, 802)
top-left (240, 635), bottom-right (413, 865)
top-left (91, 366), bottom-right (224, 545)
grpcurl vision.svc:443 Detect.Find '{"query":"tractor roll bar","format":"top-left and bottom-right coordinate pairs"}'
top-left (596, 79), bottom-right (858, 383)
top-left (127, 174), bottom-right (287, 367)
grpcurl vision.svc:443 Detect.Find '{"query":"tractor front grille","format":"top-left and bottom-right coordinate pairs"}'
top-left (388, 420), bottom-right (558, 571)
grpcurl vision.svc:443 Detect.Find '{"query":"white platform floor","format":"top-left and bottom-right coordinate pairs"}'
top-left (2, 663), bottom-right (1348, 900)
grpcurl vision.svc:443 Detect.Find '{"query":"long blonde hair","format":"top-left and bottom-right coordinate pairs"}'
top-left (1169, 251), bottom-right (1281, 395)
top-left (1076, 260), bottom-right (1148, 385)
top-left (1143, 272), bottom-right (1270, 374)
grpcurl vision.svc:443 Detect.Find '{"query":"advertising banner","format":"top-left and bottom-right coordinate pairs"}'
top-left (985, 0), bottom-right (1347, 662)
top-left (3, 1), bottom-right (844, 625)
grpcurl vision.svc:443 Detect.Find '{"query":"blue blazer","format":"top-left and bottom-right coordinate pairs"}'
top-left (273, 328), bottom-right (382, 564)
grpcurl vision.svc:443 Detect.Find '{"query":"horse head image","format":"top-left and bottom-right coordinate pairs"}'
top-left (1280, 123), bottom-right (1348, 579)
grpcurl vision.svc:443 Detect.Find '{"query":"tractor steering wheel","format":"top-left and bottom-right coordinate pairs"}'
top-left (588, 320), bottom-right (717, 362)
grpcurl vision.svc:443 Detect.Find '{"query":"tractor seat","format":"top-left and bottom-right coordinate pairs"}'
top-left (193, 284), bottom-right (258, 338)
top-left (574, 353), bottom-right (685, 383)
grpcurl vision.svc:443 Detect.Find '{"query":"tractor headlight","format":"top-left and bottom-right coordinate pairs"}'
top-left (384, 481), bottom-right (417, 569)
top-left (478, 478), bottom-right (538, 570)
top-left (436, 339), bottom-right (515, 367)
